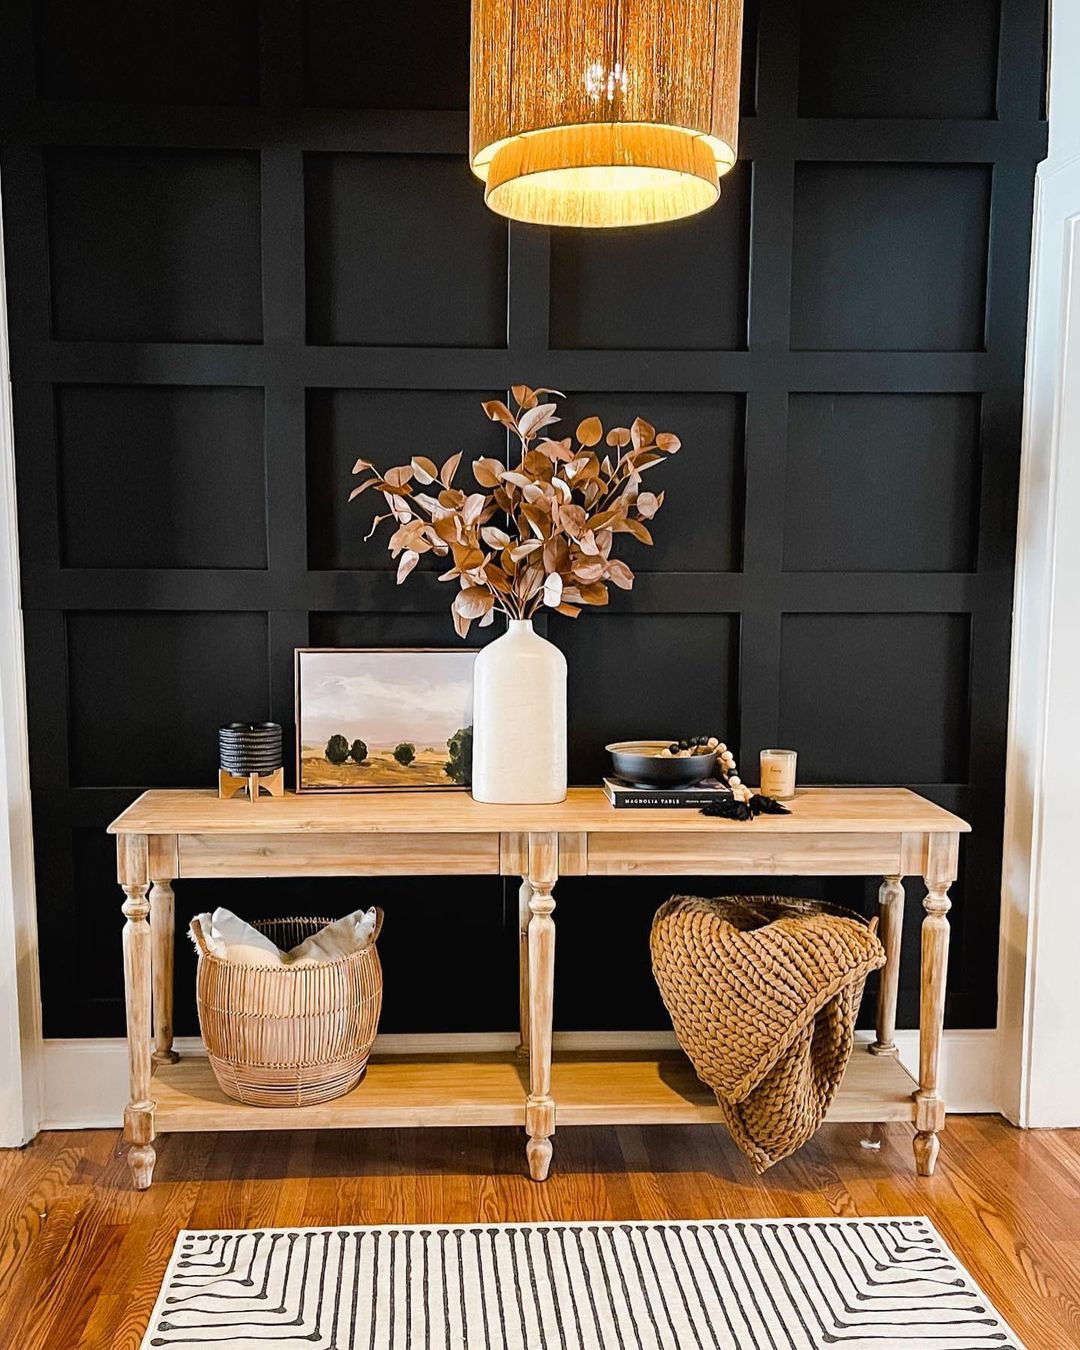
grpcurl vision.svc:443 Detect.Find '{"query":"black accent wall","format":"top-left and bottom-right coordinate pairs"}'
top-left (0, 0), bottom-right (1047, 1039)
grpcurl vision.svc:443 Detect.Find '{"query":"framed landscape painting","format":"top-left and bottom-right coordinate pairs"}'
top-left (295, 648), bottom-right (477, 792)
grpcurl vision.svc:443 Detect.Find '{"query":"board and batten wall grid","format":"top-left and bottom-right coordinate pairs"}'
top-left (0, 0), bottom-right (1047, 1045)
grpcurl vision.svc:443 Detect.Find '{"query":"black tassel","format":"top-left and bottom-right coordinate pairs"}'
top-left (700, 792), bottom-right (791, 820)
top-left (750, 793), bottom-right (791, 816)
top-left (699, 797), bottom-right (753, 820)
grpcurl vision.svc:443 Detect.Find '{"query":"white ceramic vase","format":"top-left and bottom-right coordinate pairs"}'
top-left (471, 620), bottom-right (567, 803)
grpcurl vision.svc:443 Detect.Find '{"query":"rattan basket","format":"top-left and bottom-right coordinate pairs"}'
top-left (190, 912), bottom-right (383, 1107)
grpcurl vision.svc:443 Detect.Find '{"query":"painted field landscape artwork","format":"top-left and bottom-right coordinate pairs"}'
top-left (296, 649), bottom-right (477, 791)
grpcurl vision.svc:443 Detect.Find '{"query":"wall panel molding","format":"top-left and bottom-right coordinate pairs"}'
top-left (0, 0), bottom-right (1046, 1039)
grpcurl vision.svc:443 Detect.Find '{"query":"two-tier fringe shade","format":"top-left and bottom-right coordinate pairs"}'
top-left (469, 0), bottom-right (744, 228)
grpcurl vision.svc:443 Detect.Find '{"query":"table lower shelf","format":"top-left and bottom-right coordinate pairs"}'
top-left (150, 1048), bottom-right (918, 1133)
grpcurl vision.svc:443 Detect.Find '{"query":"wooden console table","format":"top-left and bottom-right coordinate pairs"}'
top-left (109, 786), bottom-right (968, 1190)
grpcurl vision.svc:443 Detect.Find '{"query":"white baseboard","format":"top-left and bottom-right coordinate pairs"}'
top-left (38, 1028), bottom-right (1000, 1131)
top-left (884, 1029), bottom-right (999, 1114)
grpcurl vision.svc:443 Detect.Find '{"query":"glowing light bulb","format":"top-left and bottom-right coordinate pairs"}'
top-left (585, 59), bottom-right (629, 103)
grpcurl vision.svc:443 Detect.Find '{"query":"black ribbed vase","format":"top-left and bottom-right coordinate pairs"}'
top-left (218, 722), bottom-right (283, 777)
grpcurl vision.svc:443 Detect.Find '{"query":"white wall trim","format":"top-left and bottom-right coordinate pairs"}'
top-left (40, 1029), bottom-right (999, 1130)
top-left (0, 171), bottom-right (43, 1147)
top-left (997, 0), bottom-right (1080, 1128)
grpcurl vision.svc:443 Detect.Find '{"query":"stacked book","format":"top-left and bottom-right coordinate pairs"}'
top-left (602, 776), bottom-right (734, 809)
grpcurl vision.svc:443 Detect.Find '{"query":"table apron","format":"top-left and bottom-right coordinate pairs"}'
top-left (176, 832), bottom-right (502, 877)
top-left (173, 829), bottom-right (912, 879)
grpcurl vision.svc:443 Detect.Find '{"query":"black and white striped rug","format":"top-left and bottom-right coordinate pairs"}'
top-left (142, 1218), bottom-right (1023, 1349)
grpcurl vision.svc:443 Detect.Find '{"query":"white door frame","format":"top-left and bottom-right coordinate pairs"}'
top-left (0, 172), bottom-right (43, 1146)
top-left (996, 2), bottom-right (1080, 1128)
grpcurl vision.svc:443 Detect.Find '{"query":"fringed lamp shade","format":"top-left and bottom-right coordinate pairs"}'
top-left (469, 0), bottom-right (744, 228)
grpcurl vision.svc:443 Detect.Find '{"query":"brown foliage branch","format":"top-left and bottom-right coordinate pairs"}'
top-left (350, 386), bottom-right (680, 638)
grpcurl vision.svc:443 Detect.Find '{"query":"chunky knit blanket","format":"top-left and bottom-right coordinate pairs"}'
top-left (651, 895), bottom-right (886, 1172)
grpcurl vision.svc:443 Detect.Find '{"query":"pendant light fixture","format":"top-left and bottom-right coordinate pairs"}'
top-left (469, 0), bottom-right (744, 229)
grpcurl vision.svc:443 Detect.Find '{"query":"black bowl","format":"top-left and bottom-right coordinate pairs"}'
top-left (606, 740), bottom-right (718, 788)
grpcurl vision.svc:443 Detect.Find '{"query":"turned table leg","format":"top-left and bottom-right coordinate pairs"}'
top-left (525, 833), bottom-right (557, 1181)
top-left (517, 878), bottom-right (532, 1059)
top-left (870, 876), bottom-right (905, 1056)
top-left (120, 834), bottom-right (156, 1189)
top-left (150, 877), bottom-right (180, 1067)
top-left (914, 833), bottom-right (956, 1176)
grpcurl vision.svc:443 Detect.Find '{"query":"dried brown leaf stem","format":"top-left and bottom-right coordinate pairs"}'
top-left (349, 387), bottom-right (681, 639)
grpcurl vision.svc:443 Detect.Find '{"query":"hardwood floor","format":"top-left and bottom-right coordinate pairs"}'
top-left (0, 1117), bottom-right (1078, 1348)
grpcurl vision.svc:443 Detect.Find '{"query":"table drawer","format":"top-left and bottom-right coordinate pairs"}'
top-left (587, 831), bottom-right (904, 876)
top-left (177, 832), bottom-right (501, 877)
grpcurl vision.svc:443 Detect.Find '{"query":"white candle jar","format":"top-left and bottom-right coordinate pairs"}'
top-left (759, 748), bottom-right (797, 800)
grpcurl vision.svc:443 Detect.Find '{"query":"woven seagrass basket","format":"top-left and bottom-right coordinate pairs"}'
top-left (190, 912), bottom-right (383, 1107)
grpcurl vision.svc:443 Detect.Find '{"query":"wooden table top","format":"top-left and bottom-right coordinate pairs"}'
top-left (109, 786), bottom-right (970, 836)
